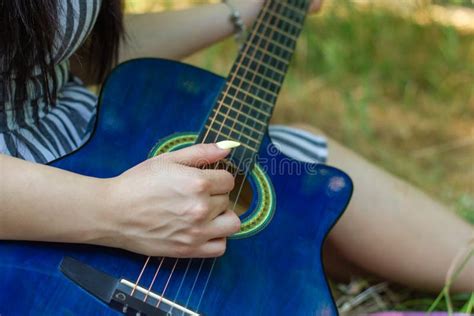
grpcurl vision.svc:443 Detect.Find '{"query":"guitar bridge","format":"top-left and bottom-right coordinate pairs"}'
top-left (60, 257), bottom-right (200, 316)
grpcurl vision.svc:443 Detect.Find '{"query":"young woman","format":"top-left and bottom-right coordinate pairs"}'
top-left (1, 0), bottom-right (472, 294)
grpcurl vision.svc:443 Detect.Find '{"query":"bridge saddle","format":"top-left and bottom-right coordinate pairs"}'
top-left (60, 257), bottom-right (200, 316)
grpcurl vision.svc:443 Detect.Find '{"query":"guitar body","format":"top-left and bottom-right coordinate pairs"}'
top-left (0, 59), bottom-right (352, 315)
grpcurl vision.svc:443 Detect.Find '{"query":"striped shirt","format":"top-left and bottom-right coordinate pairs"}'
top-left (0, 0), bottom-right (328, 165)
top-left (0, 0), bottom-right (101, 163)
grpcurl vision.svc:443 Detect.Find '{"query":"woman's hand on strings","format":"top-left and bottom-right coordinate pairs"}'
top-left (97, 144), bottom-right (240, 258)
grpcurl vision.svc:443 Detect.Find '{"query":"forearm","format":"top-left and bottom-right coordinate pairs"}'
top-left (0, 154), bottom-right (107, 244)
top-left (120, 1), bottom-right (263, 62)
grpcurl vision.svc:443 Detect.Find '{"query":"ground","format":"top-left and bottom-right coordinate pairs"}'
top-left (126, 0), bottom-right (474, 313)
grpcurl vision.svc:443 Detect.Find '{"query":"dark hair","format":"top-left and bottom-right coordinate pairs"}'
top-left (0, 0), bottom-right (124, 115)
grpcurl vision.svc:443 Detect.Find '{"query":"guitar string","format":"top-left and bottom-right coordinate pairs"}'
top-left (156, 258), bottom-right (179, 308)
top-left (191, 0), bottom-right (302, 311)
top-left (195, 256), bottom-right (216, 312)
top-left (183, 258), bottom-right (205, 313)
top-left (174, 4), bottom-right (275, 313)
top-left (157, 3), bottom-right (280, 314)
top-left (135, 3), bottom-right (280, 299)
top-left (148, 2), bottom-right (275, 313)
top-left (206, 0), bottom-right (301, 156)
top-left (130, 0), bottom-right (271, 305)
top-left (144, 257), bottom-right (164, 302)
top-left (220, 0), bottom-right (307, 180)
top-left (193, 0), bottom-right (309, 310)
top-left (168, 259), bottom-right (193, 315)
top-left (214, 0), bottom-right (289, 159)
top-left (192, 1), bottom-right (288, 308)
top-left (130, 0), bottom-right (305, 312)
top-left (131, 256), bottom-right (151, 295)
top-left (195, 2), bottom-right (309, 313)
top-left (198, 1), bottom-right (271, 144)
top-left (142, 157), bottom-right (213, 306)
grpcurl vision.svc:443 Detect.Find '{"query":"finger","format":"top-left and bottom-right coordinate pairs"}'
top-left (207, 194), bottom-right (230, 220)
top-left (310, 0), bottom-right (323, 13)
top-left (203, 210), bottom-right (241, 239)
top-left (201, 169), bottom-right (235, 194)
top-left (194, 238), bottom-right (227, 258)
top-left (162, 143), bottom-right (234, 167)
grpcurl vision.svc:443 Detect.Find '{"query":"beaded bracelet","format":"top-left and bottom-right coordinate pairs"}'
top-left (222, 0), bottom-right (247, 44)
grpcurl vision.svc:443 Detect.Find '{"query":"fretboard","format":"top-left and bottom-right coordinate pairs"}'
top-left (196, 0), bottom-right (310, 170)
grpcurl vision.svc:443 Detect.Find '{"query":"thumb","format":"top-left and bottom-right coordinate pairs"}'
top-left (162, 141), bottom-right (240, 167)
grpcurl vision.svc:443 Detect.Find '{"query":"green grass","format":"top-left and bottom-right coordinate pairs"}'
top-left (183, 1), bottom-right (474, 313)
top-left (186, 1), bottom-right (474, 225)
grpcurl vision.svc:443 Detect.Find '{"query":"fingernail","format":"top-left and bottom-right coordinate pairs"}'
top-left (216, 140), bottom-right (241, 150)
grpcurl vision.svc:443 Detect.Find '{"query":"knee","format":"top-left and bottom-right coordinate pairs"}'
top-left (288, 123), bottom-right (326, 137)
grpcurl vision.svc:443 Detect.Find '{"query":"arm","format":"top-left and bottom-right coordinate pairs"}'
top-left (71, 1), bottom-right (262, 83)
top-left (121, 0), bottom-right (322, 62)
top-left (71, 0), bottom-right (323, 83)
top-left (0, 144), bottom-right (240, 257)
top-left (0, 154), bottom-right (107, 243)
top-left (119, 1), bottom-right (263, 62)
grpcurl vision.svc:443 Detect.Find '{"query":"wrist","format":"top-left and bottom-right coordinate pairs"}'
top-left (227, 0), bottom-right (263, 28)
top-left (77, 177), bottom-right (119, 246)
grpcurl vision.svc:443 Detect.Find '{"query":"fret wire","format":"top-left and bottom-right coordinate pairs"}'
top-left (220, 100), bottom-right (270, 125)
top-left (270, 43), bottom-right (293, 63)
top-left (232, 75), bottom-right (278, 98)
top-left (237, 57), bottom-right (286, 82)
top-left (211, 105), bottom-right (267, 127)
top-left (201, 0), bottom-right (308, 152)
top-left (217, 2), bottom-right (282, 154)
top-left (269, 23), bottom-right (298, 47)
top-left (203, 89), bottom-right (270, 145)
top-left (243, 0), bottom-right (305, 150)
top-left (210, 111), bottom-right (265, 136)
top-left (244, 45), bottom-right (289, 67)
top-left (270, 30), bottom-right (297, 52)
top-left (240, 59), bottom-right (286, 77)
top-left (236, 63), bottom-right (285, 85)
top-left (289, 0), bottom-right (312, 10)
top-left (277, 1), bottom-right (307, 16)
top-left (266, 3), bottom-right (303, 43)
top-left (235, 70), bottom-right (282, 90)
top-left (244, 75), bottom-right (278, 96)
top-left (255, 24), bottom-right (297, 48)
top-left (246, 40), bottom-right (292, 67)
top-left (227, 78), bottom-right (276, 107)
top-left (245, 51), bottom-right (289, 75)
top-left (264, 6), bottom-right (302, 30)
top-left (241, 10), bottom-right (298, 65)
top-left (266, 14), bottom-right (300, 39)
top-left (199, 1), bottom-right (274, 146)
top-left (226, 82), bottom-right (275, 104)
top-left (228, 1), bottom-right (290, 148)
top-left (205, 1), bottom-right (278, 150)
top-left (222, 90), bottom-right (273, 116)
top-left (251, 29), bottom-right (295, 55)
top-left (218, 85), bottom-right (270, 149)
top-left (204, 125), bottom-right (259, 149)
top-left (258, 20), bottom-right (300, 42)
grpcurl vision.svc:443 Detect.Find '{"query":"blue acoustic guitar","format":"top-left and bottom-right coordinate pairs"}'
top-left (0, 1), bottom-right (352, 315)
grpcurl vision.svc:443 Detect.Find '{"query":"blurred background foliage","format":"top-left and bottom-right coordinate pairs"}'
top-left (124, 1), bottom-right (473, 313)
top-left (125, 0), bottom-right (474, 227)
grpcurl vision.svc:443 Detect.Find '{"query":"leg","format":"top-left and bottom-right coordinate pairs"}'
top-left (273, 124), bottom-right (474, 293)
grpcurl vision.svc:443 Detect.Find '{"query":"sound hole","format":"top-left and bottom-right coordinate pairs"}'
top-left (230, 173), bottom-right (254, 217)
top-left (215, 162), bottom-right (254, 217)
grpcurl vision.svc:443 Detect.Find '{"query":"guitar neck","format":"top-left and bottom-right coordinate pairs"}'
top-left (197, 0), bottom-right (310, 168)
